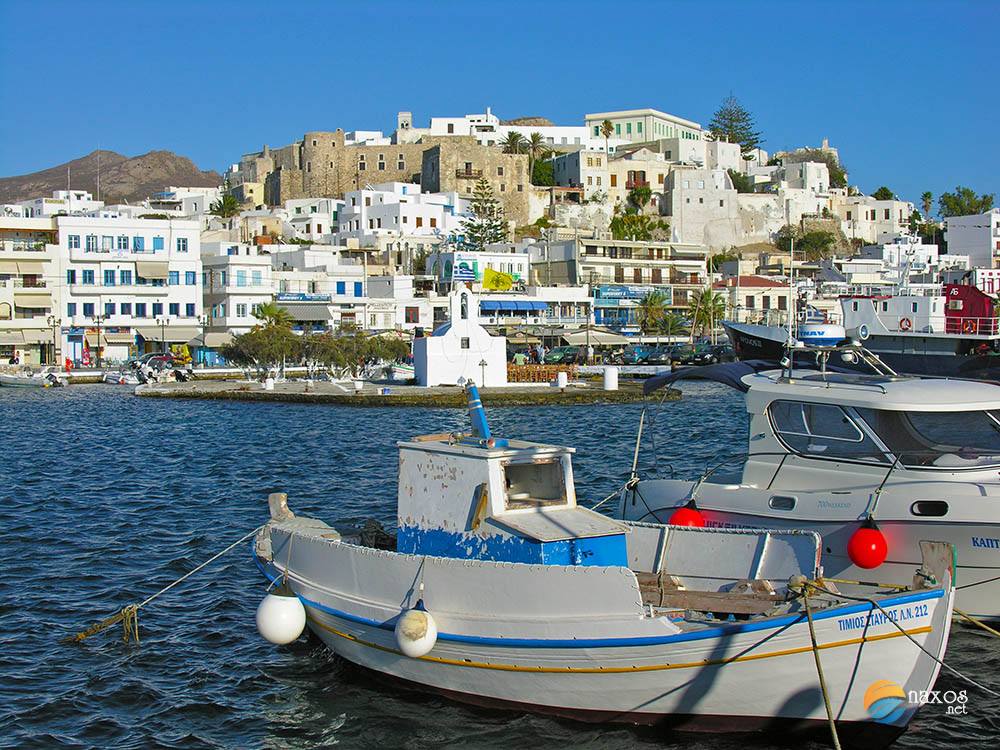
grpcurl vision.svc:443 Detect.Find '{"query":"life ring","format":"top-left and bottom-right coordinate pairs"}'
top-left (963, 319), bottom-right (977, 334)
top-left (899, 317), bottom-right (912, 331)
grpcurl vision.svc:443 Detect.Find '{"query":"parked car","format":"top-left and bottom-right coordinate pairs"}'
top-left (544, 346), bottom-right (584, 365)
top-left (619, 344), bottom-right (654, 365)
top-left (682, 344), bottom-right (736, 366)
top-left (643, 346), bottom-right (674, 366)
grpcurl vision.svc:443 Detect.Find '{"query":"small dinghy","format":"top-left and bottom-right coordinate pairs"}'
top-left (0, 367), bottom-right (66, 388)
top-left (253, 383), bottom-right (956, 746)
top-left (102, 368), bottom-right (141, 385)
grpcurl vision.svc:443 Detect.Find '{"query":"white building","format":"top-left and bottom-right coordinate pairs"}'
top-left (0, 216), bottom-right (59, 365)
top-left (145, 186), bottom-right (222, 217)
top-left (55, 215), bottom-right (203, 363)
top-left (284, 197), bottom-right (343, 241)
top-left (426, 248), bottom-right (531, 292)
top-left (337, 183), bottom-right (469, 244)
top-left (270, 245), bottom-right (368, 330)
top-left (552, 149), bottom-right (609, 200)
top-left (413, 287), bottom-right (507, 387)
top-left (584, 108), bottom-right (702, 145)
top-left (201, 242), bottom-right (274, 342)
top-left (15, 190), bottom-right (104, 217)
top-left (365, 274), bottom-right (439, 332)
top-left (944, 208), bottom-right (1000, 269)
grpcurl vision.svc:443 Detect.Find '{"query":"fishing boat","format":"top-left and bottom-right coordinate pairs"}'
top-left (253, 382), bottom-right (956, 745)
top-left (620, 351), bottom-right (1000, 621)
top-left (0, 367), bottom-right (67, 388)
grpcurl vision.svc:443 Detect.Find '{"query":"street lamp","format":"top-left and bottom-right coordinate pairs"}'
top-left (90, 313), bottom-right (105, 370)
top-left (46, 315), bottom-right (61, 367)
top-left (155, 316), bottom-right (170, 354)
top-left (197, 313), bottom-right (209, 366)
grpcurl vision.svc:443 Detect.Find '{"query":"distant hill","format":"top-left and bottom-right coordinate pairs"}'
top-left (0, 150), bottom-right (222, 205)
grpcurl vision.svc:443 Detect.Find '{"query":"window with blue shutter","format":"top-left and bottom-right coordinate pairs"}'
top-left (169, 303), bottom-right (180, 316)
top-left (120, 270), bottom-right (132, 285)
top-left (104, 270), bottom-right (116, 286)
top-left (66, 270), bottom-right (76, 285)
top-left (104, 302), bottom-right (115, 317)
top-left (83, 302), bottom-right (95, 317)
top-left (82, 269), bottom-right (95, 285)
top-left (67, 303), bottom-right (77, 316)
top-left (133, 236), bottom-right (144, 251)
top-left (120, 303), bottom-right (132, 316)
top-left (135, 303), bottom-right (147, 317)
top-left (153, 236), bottom-right (165, 251)
top-left (336, 281), bottom-right (345, 295)
top-left (185, 271), bottom-right (196, 285)
top-left (152, 302), bottom-right (163, 317)
top-left (354, 282), bottom-right (363, 297)
top-left (168, 271), bottom-right (179, 285)
top-left (185, 303), bottom-right (195, 317)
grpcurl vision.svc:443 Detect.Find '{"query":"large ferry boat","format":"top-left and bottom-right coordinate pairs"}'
top-left (724, 282), bottom-right (1000, 377)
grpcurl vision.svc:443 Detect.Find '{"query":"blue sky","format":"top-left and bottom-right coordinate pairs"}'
top-left (1, 0), bottom-right (996, 208)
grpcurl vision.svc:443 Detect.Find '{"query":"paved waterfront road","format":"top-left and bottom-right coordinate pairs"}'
top-left (0, 385), bottom-right (995, 749)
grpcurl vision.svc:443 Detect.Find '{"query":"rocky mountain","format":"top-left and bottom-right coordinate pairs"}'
top-left (0, 150), bottom-right (222, 205)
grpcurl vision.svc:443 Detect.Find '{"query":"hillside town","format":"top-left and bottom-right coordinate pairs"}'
top-left (1, 100), bottom-right (996, 371)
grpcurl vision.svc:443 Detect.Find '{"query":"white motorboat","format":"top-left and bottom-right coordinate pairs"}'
top-left (620, 353), bottom-right (1000, 620)
top-left (102, 368), bottom-right (141, 385)
top-left (0, 367), bottom-right (67, 388)
top-left (253, 383), bottom-right (956, 744)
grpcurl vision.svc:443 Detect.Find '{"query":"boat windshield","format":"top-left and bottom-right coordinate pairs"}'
top-left (855, 408), bottom-right (1000, 467)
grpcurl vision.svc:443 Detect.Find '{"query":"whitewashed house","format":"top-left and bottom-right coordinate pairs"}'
top-left (413, 287), bottom-right (507, 387)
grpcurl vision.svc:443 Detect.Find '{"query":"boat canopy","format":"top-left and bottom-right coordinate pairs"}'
top-left (643, 361), bottom-right (773, 395)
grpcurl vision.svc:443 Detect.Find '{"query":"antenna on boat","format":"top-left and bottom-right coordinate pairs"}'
top-left (784, 200), bottom-right (795, 377)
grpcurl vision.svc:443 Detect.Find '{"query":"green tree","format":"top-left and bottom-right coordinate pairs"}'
top-left (600, 119), bottom-right (614, 155)
top-left (658, 311), bottom-right (689, 337)
top-left (687, 288), bottom-right (726, 338)
top-left (531, 158), bottom-right (555, 186)
top-left (921, 191), bottom-right (933, 218)
top-left (526, 132), bottom-right (550, 181)
top-left (253, 301), bottom-right (294, 329)
top-left (707, 251), bottom-right (739, 273)
top-left (727, 169), bottom-right (755, 193)
top-left (871, 186), bottom-right (895, 201)
top-left (774, 225), bottom-right (836, 261)
top-left (707, 95), bottom-right (763, 157)
top-left (210, 194), bottom-right (241, 218)
top-left (627, 184), bottom-right (653, 213)
top-left (938, 186), bottom-right (994, 217)
top-left (609, 213), bottom-right (668, 241)
top-left (220, 325), bottom-right (302, 379)
top-left (500, 132), bottom-right (527, 154)
top-left (635, 291), bottom-right (669, 334)
top-left (460, 178), bottom-right (508, 250)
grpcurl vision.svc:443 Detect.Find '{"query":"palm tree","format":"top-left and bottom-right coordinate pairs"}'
top-left (600, 119), bottom-right (614, 155)
top-left (210, 194), bottom-right (241, 218)
top-left (635, 291), bottom-right (669, 334)
top-left (526, 132), bottom-right (550, 182)
top-left (253, 301), bottom-right (294, 329)
top-left (658, 311), bottom-right (689, 338)
top-left (687, 287), bottom-right (726, 340)
top-left (500, 132), bottom-right (527, 155)
top-left (921, 191), bottom-right (933, 219)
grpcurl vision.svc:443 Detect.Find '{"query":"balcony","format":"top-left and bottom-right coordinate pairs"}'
top-left (455, 169), bottom-right (483, 179)
top-left (0, 239), bottom-right (48, 253)
top-left (624, 180), bottom-right (650, 190)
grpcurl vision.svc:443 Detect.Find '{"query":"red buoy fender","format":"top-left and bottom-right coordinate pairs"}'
top-left (669, 500), bottom-right (706, 527)
top-left (848, 520), bottom-right (888, 569)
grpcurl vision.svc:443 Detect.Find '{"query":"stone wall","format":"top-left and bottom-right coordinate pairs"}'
top-left (421, 142), bottom-right (531, 225)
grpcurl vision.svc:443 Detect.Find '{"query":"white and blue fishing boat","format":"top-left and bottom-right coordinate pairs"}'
top-left (253, 383), bottom-right (956, 746)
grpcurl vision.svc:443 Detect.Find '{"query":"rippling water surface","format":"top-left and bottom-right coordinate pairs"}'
top-left (1, 384), bottom-right (996, 749)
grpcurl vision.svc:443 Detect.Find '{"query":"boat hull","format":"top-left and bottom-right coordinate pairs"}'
top-left (0, 374), bottom-right (56, 387)
top-left (723, 321), bottom-right (787, 362)
top-left (255, 523), bottom-right (953, 742)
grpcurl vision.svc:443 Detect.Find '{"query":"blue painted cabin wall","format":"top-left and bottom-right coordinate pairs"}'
top-left (397, 526), bottom-right (628, 567)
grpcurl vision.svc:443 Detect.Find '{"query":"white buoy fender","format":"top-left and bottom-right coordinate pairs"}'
top-left (394, 608), bottom-right (438, 658)
top-left (256, 592), bottom-right (306, 645)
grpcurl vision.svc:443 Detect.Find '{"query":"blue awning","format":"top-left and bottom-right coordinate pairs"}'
top-left (479, 301), bottom-right (501, 312)
top-left (514, 301), bottom-right (533, 311)
top-left (529, 301), bottom-right (548, 310)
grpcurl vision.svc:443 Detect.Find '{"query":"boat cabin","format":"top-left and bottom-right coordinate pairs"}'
top-left (396, 386), bottom-right (629, 566)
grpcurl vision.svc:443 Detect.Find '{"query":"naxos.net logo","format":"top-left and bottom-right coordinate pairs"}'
top-left (864, 680), bottom-right (969, 723)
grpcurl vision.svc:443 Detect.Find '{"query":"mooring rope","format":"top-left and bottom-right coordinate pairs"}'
top-left (803, 581), bottom-right (1000, 699)
top-left (589, 478), bottom-right (637, 512)
top-left (64, 524), bottom-right (266, 645)
top-left (802, 589), bottom-right (842, 750)
top-left (954, 607), bottom-right (1000, 638)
